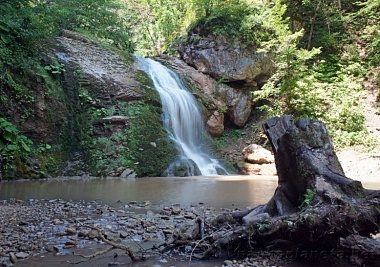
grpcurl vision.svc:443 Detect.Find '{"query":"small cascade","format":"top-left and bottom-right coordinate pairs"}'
top-left (138, 57), bottom-right (226, 176)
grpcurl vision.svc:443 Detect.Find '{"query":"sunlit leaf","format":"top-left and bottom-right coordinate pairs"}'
top-left (7, 144), bottom-right (17, 151)
top-left (20, 139), bottom-right (31, 152)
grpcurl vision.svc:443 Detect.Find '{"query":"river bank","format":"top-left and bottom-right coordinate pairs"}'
top-left (1, 173), bottom-right (379, 267)
top-left (0, 197), bottom-right (364, 267)
top-left (0, 196), bottom-right (289, 267)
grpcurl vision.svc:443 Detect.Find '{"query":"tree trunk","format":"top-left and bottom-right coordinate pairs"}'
top-left (208, 115), bottom-right (380, 264)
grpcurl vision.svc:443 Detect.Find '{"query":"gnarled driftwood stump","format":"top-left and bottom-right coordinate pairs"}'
top-left (208, 115), bottom-right (380, 265)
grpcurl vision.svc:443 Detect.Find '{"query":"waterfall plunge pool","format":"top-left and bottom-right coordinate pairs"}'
top-left (0, 175), bottom-right (279, 210)
top-left (1, 175), bottom-right (378, 209)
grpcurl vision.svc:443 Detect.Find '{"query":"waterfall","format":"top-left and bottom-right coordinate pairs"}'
top-left (138, 57), bottom-right (226, 176)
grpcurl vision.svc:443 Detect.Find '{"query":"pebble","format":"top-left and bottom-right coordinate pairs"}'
top-left (224, 260), bottom-right (233, 266)
top-left (0, 198), bottom-right (283, 267)
top-left (9, 252), bottom-right (17, 263)
top-left (15, 252), bottom-right (29, 259)
top-left (171, 207), bottom-right (182, 215)
top-left (119, 231), bottom-right (128, 238)
top-left (65, 227), bottom-right (77, 235)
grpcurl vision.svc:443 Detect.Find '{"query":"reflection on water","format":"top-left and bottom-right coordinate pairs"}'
top-left (1, 175), bottom-right (378, 209)
top-left (0, 175), bottom-right (279, 209)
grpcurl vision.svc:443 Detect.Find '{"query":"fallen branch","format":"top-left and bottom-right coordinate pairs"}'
top-left (73, 225), bottom-right (141, 262)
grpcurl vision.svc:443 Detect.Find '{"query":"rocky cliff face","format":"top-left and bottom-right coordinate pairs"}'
top-left (155, 54), bottom-right (253, 132)
top-left (2, 27), bottom-right (275, 179)
top-left (172, 28), bottom-right (274, 133)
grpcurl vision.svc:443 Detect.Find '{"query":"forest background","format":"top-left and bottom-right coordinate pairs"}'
top-left (0, 0), bottom-right (379, 178)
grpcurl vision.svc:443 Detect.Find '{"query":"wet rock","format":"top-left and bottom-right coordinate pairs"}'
top-left (65, 227), bottom-right (77, 235)
top-left (78, 230), bottom-right (89, 238)
top-left (9, 252), bottom-right (17, 263)
top-left (0, 197), bottom-right (219, 266)
top-left (140, 201), bottom-right (151, 207)
top-left (119, 231), bottom-right (128, 238)
top-left (160, 209), bottom-right (171, 216)
top-left (224, 260), bottom-right (233, 266)
top-left (64, 240), bottom-right (78, 247)
top-left (74, 217), bottom-right (87, 222)
top-left (15, 252), bottom-right (29, 259)
top-left (162, 229), bottom-right (173, 235)
top-left (44, 245), bottom-right (55, 253)
top-left (52, 246), bottom-right (60, 253)
top-left (146, 226), bottom-right (155, 233)
top-left (120, 169), bottom-right (136, 179)
top-left (184, 213), bottom-right (196, 219)
top-left (52, 219), bottom-right (63, 225)
top-left (88, 230), bottom-right (98, 239)
top-left (160, 215), bottom-right (170, 220)
top-left (171, 207), bottom-right (182, 215)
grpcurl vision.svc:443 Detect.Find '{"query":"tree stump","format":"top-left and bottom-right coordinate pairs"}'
top-left (209, 115), bottom-right (380, 265)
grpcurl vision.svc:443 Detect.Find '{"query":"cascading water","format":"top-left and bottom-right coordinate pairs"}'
top-left (138, 57), bottom-right (226, 176)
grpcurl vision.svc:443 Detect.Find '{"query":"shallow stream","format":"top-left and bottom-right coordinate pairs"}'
top-left (0, 175), bottom-right (280, 210)
top-left (1, 175), bottom-right (379, 267)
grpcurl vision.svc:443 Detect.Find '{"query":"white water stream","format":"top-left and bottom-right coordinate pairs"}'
top-left (138, 57), bottom-right (226, 176)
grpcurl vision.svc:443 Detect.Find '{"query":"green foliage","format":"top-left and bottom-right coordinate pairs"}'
top-left (300, 188), bottom-right (317, 209)
top-left (30, 0), bottom-right (135, 52)
top-left (227, 129), bottom-right (246, 141)
top-left (44, 63), bottom-right (65, 75)
top-left (253, 0), bottom-right (373, 147)
top-left (212, 136), bottom-right (227, 150)
top-left (194, 0), bottom-right (251, 36)
top-left (256, 221), bottom-right (270, 232)
top-left (212, 128), bottom-right (245, 151)
top-left (129, 0), bottom-right (194, 55)
top-left (282, 0), bottom-right (349, 54)
top-left (0, 118), bottom-right (33, 178)
top-left (347, 0), bottom-right (380, 66)
top-left (0, 0), bottom-right (379, 179)
top-left (78, 88), bottom-right (93, 106)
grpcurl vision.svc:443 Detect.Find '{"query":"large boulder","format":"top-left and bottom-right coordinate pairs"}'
top-left (237, 144), bottom-right (276, 176)
top-left (242, 144), bottom-right (274, 164)
top-left (177, 33), bottom-right (273, 86)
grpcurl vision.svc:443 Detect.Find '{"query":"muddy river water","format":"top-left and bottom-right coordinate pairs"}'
top-left (0, 175), bottom-right (280, 209)
top-left (1, 175), bottom-right (379, 267)
top-left (1, 175), bottom-right (379, 209)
